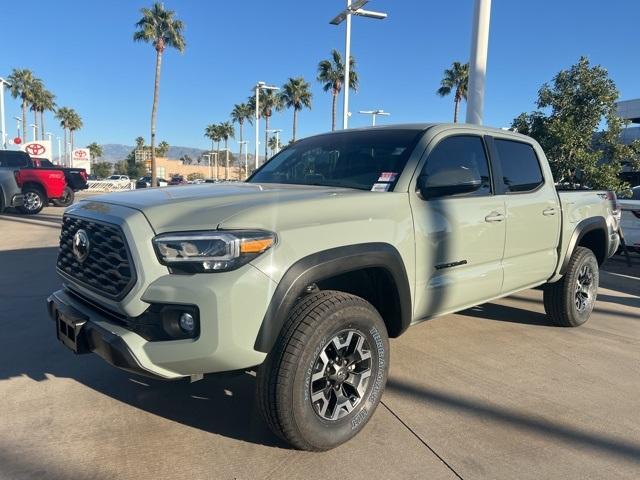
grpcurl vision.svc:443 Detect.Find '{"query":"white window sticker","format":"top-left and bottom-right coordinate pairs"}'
top-left (371, 183), bottom-right (390, 192)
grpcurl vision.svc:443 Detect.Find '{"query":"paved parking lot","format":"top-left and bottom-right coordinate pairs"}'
top-left (1, 202), bottom-right (639, 480)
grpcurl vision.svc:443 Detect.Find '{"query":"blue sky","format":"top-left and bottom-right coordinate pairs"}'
top-left (1, 0), bottom-right (639, 151)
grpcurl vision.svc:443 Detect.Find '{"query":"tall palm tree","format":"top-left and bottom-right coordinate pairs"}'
top-left (317, 49), bottom-right (358, 131)
top-left (280, 77), bottom-right (312, 142)
top-left (437, 61), bottom-right (469, 123)
top-left (252, 89), bottom-right (283, 161)
top-left (219, 121), bottom-right (235, 180)
top-left (230, 103), bottom-right (253, 173)
top-left (37, 89), bottom-right (56, 141)
top-left (204, 123), bottom-right (222, 178)
top-left (7, 68), bottom-right (38, 141)
top-left (133, 2), bottom-right (186, 187)
top-left (157, 140), bottom-right (170, 156)
top-left (135, 136), bottom-right (146, 149)
top-left (55, 107), bottom-right (73, 164)
top-left (68, 110), bottom-right (83, 152)
top-left (28, 79), bottom-right (45, 140)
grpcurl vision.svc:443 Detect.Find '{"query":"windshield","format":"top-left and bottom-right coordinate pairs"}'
top-left (248, 129), bottom-right (423, 191)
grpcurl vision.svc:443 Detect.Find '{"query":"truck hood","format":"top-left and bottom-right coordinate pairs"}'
top-left (81, 183), bottom-right (374, 233)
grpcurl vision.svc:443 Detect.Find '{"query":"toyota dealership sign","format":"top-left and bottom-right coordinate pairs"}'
top-left (72, 148), bottom-right (91, 174)
top-left (21, 140), bottom-right (52, 160)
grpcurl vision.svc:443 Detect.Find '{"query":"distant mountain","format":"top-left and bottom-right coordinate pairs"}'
top-left (98, 144), bottom-right (208, 163)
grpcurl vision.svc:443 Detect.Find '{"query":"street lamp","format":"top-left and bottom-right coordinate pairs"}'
top-left (0, 77), bottom-right (11, 149)
top-left (237, 140), bottom-right (249, 179)
top-left (466, 0), bottom-right (492, 125)
top-left (358, 109), bottom-right (390, 126)
top-left (210, 151), bottom-right (219, 180)
top-left (14, 116), bottom-right (21, 143)
top-left (56, 137), bottom-right (62, 165)
top-left (254, 81), bottom-right (279, 170)
top-left (29, 124), bottom-right (36, 141)
top-left (330, 0), bottom-right (387, 130)
top-left (266, 128), bottom-right (283, 156)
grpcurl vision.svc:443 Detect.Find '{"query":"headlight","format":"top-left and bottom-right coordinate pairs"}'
top-left (152, 230), bottom-right (275, 273)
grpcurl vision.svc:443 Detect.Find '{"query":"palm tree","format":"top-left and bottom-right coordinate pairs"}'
top-left (135, 136), bottom-right (146, 149)
top-left (157, 140), bottom-right (170, 156)
top-left (28, 79), bottom-right (45, 140)
top-left (280, 77), bottom-right (312, 142)
top-left (37, 89), bottom-right (56, 141)
top-left (87, 142), bottom-right (103, 165)
top-left (7, 68), bottom-right (38, 141)
top-left (268, 135), bottom-right (281, 157)
top-left (317, 49), bottom-right (358, 131)
top-left (68, 110), bottom-right (83, 152)
top-left (437, 61), bottom-right (469, 123)
top-left (250, 89), bottom-right (283, 161)
top-left (230, 103), bottom-right (253, 172)
top-left (133, 2), bottom-right (186, 187)
top-left (218, 121), bottom-right (234, 180)
top-left (204, 123), bottom-right (222, 178)
top-left (55, 107), bottom-right (74, 164)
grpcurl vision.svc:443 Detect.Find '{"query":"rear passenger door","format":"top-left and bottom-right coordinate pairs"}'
top-left (490, 137), bottom-right (561, 293)
top-left (410, 134), bottom-right (506, 319)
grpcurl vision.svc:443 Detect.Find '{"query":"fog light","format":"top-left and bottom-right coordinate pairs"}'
top-left (179, 312), bottom-right (195, 333)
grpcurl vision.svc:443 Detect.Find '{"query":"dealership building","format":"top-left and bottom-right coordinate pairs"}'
top-left (616, 99), bottom-right (640, 186)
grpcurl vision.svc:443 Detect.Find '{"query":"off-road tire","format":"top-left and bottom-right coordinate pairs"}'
top-left (257, 290), bottom-right (389, 451)
top-left (51, 186), bottom-right (75, 207)
top-left (18, 186), bottom-right (46, 215)
top-left (544, 246), bottom-right (599, 327)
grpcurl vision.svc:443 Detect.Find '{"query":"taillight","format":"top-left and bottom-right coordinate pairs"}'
top-left (13, 170), bottom-right (22, 187)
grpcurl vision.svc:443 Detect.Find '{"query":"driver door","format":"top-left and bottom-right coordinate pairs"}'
top-left (410, 133), bottom-right (506, 320)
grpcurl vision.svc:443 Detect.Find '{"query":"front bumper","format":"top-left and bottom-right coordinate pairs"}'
top-left (48, 289), bottom-right (164, 379)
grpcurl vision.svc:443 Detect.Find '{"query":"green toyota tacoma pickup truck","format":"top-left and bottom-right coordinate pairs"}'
top-left (48, 123), bottom-right (620, 450)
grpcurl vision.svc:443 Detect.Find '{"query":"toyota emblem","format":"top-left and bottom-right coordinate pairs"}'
top-left (72, 229), bottom-right (91, 263)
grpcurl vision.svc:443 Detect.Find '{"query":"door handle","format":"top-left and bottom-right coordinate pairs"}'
top-left (543, 207), bottom-right (557, 216)
top-left (485, 211), bottom-right (505, 223)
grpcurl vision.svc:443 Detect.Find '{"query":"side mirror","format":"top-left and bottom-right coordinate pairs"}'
top-left (417, 175), bottom-right (481, 199)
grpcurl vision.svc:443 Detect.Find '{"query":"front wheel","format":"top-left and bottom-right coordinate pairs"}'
top-left (544, 246), bottom-right (599, 327)
top-left (18, 187), bottom-right (46, 215)
top-left (257, 290), bottom-right (389, 451)
top-left (51, 187), bottom-right (75, 207)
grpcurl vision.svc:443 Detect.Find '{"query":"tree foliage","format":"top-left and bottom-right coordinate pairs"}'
top-left (92, 162), bottom-right (112, 179)
top-left (512, 57), bottom-right (640, 193)
top-left (436, 61), bottom-right (468, 123)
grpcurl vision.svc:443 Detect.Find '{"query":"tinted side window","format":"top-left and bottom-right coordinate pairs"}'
top-left (419, 135), bottom-right (492, 197)
top-left (495, 139), bottom-right (543, 193)
top-left (0, 151), bottom-right (29, 168)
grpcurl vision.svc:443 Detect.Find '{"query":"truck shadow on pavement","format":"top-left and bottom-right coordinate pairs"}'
top-left (0, 246), bottom-right (285, 448)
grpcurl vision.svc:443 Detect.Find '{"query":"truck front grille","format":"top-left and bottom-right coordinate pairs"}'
top-left (57, 215), bottom-right (136, 300)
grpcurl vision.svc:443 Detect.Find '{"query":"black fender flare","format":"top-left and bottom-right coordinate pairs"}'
top-left (254, 242), bottom-right (412, 353)
top-left (559, 216), bottom-right (608, 274)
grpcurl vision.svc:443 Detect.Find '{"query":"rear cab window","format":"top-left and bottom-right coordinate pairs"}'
top-left (494, 139), bottom-right (544, 193)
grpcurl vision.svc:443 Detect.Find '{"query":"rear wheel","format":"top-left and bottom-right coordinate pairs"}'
top-left (544, 246), bottom-right (599, 327)
top-left (51, 187), bottom-right (75, 207)
top-left (257, 290), bottom-right (389, 451)
top-left (18, 186), bottom-right (46, 215)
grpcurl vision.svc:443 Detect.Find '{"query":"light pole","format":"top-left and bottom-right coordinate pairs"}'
top-left (266, 128), bottom-right (282, 156)
top-left (254, 81), bottom-right (279, 170)
top-left (330, 0), bottom-right (387, 130)
top-left (57, 137), bottom-right (62, 165)
top-left (358, 109), bottom-right (390, 126)
top-left (210, 151), bottom-right (218, 180)
top-left (29, 124), bottom-right (36, 141)
top-left (14, 116), bottom-right (21, 143)
top-left (67, 141), bottom-right (72, 167)
top-left (466, 0), bottom-right (492, 125)
top-left (0, 77), bottom-right (10, 149)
